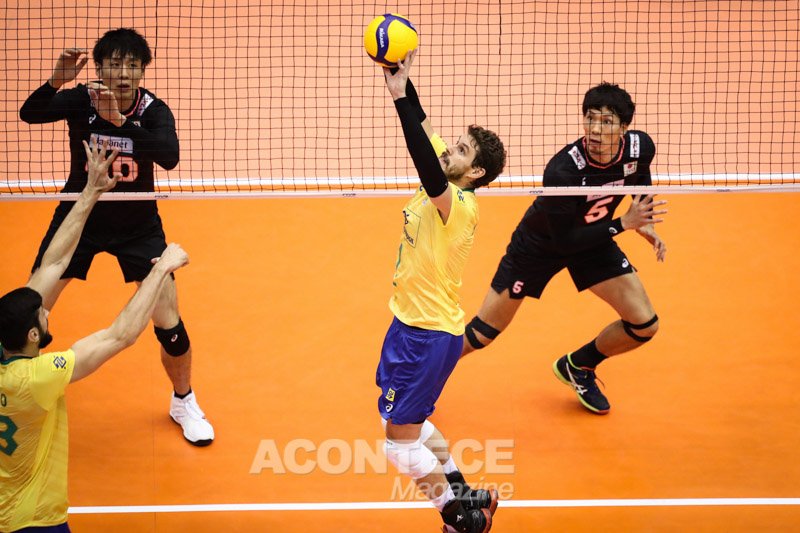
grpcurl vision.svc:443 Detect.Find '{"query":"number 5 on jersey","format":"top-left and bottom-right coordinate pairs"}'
top-left (585, 196), bottom-right (614, 223)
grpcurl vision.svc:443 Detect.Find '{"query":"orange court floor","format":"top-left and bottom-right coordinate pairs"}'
top-left (1, 193), bottom-right (799, 532)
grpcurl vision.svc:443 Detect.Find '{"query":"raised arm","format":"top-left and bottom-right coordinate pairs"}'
top-left (384, 51), bottom-right (453, 218)
top-left (69, 243), bottom-right (189, 382)
top-left (27, 140), bottom-right (120, 299)
top-left (20, 48), bottom-right (88, 124)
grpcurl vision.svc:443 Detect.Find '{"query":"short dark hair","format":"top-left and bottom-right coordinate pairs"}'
top-left (0, 287), bottom-right (42, 352)
top-left (93, 28), bottom-right (152, 67)
top-left (582, 82), bottom-right (636, 126)
top-left (468, 125), bottom-right (507, 189)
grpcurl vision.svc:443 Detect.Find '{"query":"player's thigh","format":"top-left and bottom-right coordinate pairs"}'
top-left (588, 272), bottom-right (655, 322)
top-left (111, 222), bottom-right (168, 284)
top-left (489, 247), bottom-right (563, 308)
top-left (475, 287), bottom-right (524, 331)
top-left (136, 274), bottom-right (180, 328)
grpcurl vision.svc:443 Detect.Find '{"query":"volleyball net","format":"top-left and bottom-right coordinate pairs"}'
top-left (1, 0), bottom-right (799, 199)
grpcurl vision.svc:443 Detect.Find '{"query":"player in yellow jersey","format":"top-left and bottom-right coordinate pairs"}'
top-left (0, 140), bottom-right (190, 532)
top-left (375, 50), bottom-right (506, 533)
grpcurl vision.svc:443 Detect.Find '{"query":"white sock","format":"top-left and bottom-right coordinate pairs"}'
top-left (431, 484), bottom-right (456, 511)
top-left (442, 456), bottom-right (458, 475)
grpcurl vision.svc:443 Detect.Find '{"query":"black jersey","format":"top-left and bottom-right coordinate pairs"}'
top-left (516, 131), bottom-right (655, 255)
top-left (20, 82), bottom-right (179, 231)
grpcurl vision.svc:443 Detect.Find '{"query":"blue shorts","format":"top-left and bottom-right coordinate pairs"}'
top-left (375, 317), bottom-right (463, 425)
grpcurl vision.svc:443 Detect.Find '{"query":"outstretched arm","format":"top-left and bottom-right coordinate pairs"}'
top-left (69, 243), bottom-right (189, 382)
top-left (384, 50), bottom-right (453, 219)
top-left (27, 140), bottom-right (121, 300)
top-left (547, 195), bottom-right (667, 255)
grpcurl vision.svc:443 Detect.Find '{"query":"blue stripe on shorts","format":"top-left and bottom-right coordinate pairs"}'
top-left (375, 317), bottom-right (463, 425)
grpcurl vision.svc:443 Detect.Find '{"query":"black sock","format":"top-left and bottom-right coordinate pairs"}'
top-left (440, 499), bottom-right (471, 532)
top-left (173, 388), bottom-right (193, 400)
top-left (568, 340), bottom-right (607, 370)
top-left (445, 470), bottom-right (472, 498)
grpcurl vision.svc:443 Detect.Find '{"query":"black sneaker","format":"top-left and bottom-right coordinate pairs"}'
top-left (441, 500), bottom-right (493, 533)
top-left (461, 488), bottom-right (498, 516)
top-left (553, 354), bottom-right (610, 414)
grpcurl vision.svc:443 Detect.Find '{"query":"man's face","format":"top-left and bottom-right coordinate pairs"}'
top-left (583, 107), bottom-right (627, 163)
top-left (96, 54), bottom-right (144, 103)
top-left (440, 133), bottom-right (479, 182)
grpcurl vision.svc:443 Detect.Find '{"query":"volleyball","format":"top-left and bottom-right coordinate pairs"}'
top-left (363, 14), bottom-right (418, 68)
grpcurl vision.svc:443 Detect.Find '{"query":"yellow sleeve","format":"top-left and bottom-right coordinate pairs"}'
top-left (29, 350), bottom-right (75, 411)
top-left (430, 133), bottom-right (447, 157)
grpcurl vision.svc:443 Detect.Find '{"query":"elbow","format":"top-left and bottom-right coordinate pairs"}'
top-left (160, 152), bottom-right (180, 170)
top-left (19, 109), bottom-right (35, 124)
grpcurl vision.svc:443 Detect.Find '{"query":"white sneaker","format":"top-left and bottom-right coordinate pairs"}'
top-left (169, 391), bottom-right (215, 446)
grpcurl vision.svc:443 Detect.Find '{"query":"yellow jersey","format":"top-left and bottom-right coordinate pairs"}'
top-left (0, 349), bottom-right (75, 531)
top-left (389, 181), bottom-right (479, 336)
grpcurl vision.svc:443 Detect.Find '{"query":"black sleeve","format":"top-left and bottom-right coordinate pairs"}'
top-left (404, 78), bottom-right (427, 122)
top-left (118, 100), bottom-right (179, 170)
top-left (638, 133), bottom-right (655, 186)
top-left (394, 97), bottom-right (447, 198)
top-left (545, 213), bottom-right (624, 254)
top-left (19, 82), bottom-right (69, 124)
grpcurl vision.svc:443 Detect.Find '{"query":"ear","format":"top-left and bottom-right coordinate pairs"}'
top-left (469, 166), bottom-right (486, 180)
top-left (27, 327), bottom-right (40, 345)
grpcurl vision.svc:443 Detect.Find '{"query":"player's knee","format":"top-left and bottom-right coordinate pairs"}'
top-left (154, 318), bottom-right (191, 356)
top-left (465, 315), bottom-right (501, 350)
top-left (384, 437), bottom-right (439, 480)
top-left (622, 314), bottom-right (659, 343)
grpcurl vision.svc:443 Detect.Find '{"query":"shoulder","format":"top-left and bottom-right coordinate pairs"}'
top-left (544, 139), bottom-right (585, 186)
top-left (446, 185), bottom-right (478, 224)
top-left (34, 350), bottom-right (75, 373)
top-left (626, 130), bottom-right (655, 160)
top-left (138, 88), bottom-right (171, 114)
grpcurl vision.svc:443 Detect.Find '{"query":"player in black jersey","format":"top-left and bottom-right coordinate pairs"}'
top-left (461, 83), bottom-right (667, 414)
top-left (19, 28), bottom-right (214, 445)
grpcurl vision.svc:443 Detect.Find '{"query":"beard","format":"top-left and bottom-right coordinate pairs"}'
top-left (38, 326), bottom-right (53, 349)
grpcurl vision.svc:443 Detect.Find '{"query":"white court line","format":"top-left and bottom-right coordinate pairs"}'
top-left (68, 498), bottom-right (800, 514)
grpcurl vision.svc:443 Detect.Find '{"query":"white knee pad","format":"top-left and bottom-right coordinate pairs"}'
top-left (385, 438), bottom-right (439, 480)
top-left (420, 420), bottom-right (435, 442)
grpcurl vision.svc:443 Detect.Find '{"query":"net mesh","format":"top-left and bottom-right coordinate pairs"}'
top-left (1, 0), bottom-right (799, 198)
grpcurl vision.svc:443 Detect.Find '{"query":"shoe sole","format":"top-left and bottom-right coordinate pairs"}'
top-left (551, 359), bottom-right (610, 415)
top-left (479, 508), bottom-right (493, 532)
top-left (170, 416), bottom-right (214, 447)
top-left (487, 489), bottom-right (499, 516)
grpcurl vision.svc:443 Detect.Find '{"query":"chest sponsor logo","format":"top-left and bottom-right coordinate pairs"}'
top-left (88, 114), bottom-right (97, 124)
top-left (568, 146), bottom-right (587, 170)
top-left (623, 162), bottom-right (638, 176)
top-left (587, 178), bottom-right (624, 201)
top-left (402, 207), bottom-right (422, 248)
top-left (90, 133), bottom-right (133, 153)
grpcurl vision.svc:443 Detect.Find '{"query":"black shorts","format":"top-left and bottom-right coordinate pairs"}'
top-left (32, 203), bottom-right (168, 283)
top-left (490, 231), bottom-right (635, 299)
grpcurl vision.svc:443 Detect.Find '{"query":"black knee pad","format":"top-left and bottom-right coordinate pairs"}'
top-left (154, 318), bottom-right (191, 356)
top-left (622, 314), bottom-right (658, 343)
top-left (465, 316), bottom-right (500, 350)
